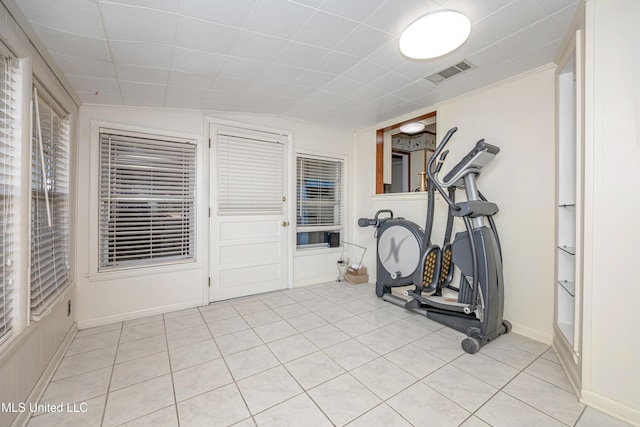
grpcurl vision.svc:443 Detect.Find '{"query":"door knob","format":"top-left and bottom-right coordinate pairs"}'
top-left (281, 221), bottom-right (289, 227)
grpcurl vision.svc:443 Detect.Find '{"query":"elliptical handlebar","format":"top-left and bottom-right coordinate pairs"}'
top-left (358, 209), bottom-right (394, 229)
top-left (427, 127), bottom-right (461, 212)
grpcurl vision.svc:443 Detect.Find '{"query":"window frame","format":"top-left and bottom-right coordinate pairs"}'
top-left (295, 153), bottom-right (345, 251)
top-left (0, 52), bottom-right (20, 344)
top-left (29, 84), bottom-right (71, 321)
top-left (97, 127), bottom-right (198, 272)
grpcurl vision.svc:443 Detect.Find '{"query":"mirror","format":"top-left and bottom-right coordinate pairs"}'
top-left (376, 111), bottom-right (437, 194)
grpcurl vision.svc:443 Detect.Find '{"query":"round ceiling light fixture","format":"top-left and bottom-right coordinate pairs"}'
top-left (399, 122), bottom-right (425, 134)
top-left (399, 10), bottom-right (471, 60)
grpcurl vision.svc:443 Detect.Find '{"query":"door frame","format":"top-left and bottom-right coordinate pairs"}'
top-left (206, 118), bottom-right (294, 302)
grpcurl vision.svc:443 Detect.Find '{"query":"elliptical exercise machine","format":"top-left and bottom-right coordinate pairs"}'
top-left (360, 127), bottom-right (510, 353)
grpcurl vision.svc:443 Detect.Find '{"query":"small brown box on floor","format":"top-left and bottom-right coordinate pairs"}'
top-left (344, 267), bottom-right (369, 284)
top-left (347, 266), bottom-right (367, 276)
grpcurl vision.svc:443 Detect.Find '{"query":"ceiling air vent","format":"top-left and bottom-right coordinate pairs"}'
top-left (425, 60), bottom-right (475, 84)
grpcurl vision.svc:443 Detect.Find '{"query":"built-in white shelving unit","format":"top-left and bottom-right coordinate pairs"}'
top-left (554, 17), bottom-right (584, 394)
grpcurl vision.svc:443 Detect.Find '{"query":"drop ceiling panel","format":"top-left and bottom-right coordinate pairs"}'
top-left (348, 85), bottom-right (387, 104)
top-left (320, 77), bottom-right (365, 97)
top-left (51, 53), bottom-right (116, 80)
top-left (243, 0), bottom-right (315, 39)
top-left (248, 80), bottom-right (288, 97)
top-left (228, 31), bottom-right (289, 62)
top-left (512, 39), bottom-right (562, 70)
top-left (258, 64), bottom-right (307, 84)
top-left (31, 23), bottom-right (111, 62)
top-left (536, 0), bottom-right (578, 15)
top-left (473, 0), bottom-right (548, 45)
top-left (551, 4), bottom-right (580, 30)
top-left (341, 61), bottom-right (389, 85)
top-left (174, 16), bottom-right (239, 55)
top-left (218, 57), bottom-right (269, 80)
top-left (274, 42), bottom-right (328, 68)
top-left (65, 75), bottom-right (120, 94)
top-left (441, 0), bottom-right (515, 24)
top-left (364, 0), bottom-right (442, 35)
top-left (116, 64), bottom-right (169, 85)
top-left (278, 84), bottom-right (317, 99)
top-left (209, 77), bottom-right (252, 93)
top-left (311, 52), bottom-right (361, 75)
top-left (293, 70), bottom-right (336, 88)
top-left (120, 81), bottom-right (166, 107)
top-left (370, 72), bottom-right (414, 94)
top-left (319, 0), bottom-right (387, 22)
top-left (170, 48), bottom-right (225, 75)
top-left (466, 46), bottom-right (510, 69)
top-left (164, 85), bottom-right (206, 103)
top-left (392, 82), bottom-right (434, 102)
top-left (15, 0), bottom-right (581, 130)
top-left (365, 39), bottom-right (408, 70)
top-left (495, 18), bottom-right (563, 58)
top-left (167, 70), bottom-right (214, 89)
top-left (333, 25), bottom-right (393, 58)
top-left (179, 0), bottom-right (256, 26)
top-left (99, 3), bottom-right (178, 44)
top-left (17, 0), bottom-right (104, 38)
top-left (76, 91), bottom-right (122, 105)
top-left (103, 0), bottom-right (181, 14)
top-left (110, 41), bottom-right (173, 68)
top-left (293, 11), bottom-right (357, 49)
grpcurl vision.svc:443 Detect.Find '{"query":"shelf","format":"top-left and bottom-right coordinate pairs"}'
top-left (558, 203), bottom-right (576, 208)
top-left (557, 280), bottom-right (576, 297)
top-left (558, 245), bottom-right (576, 255)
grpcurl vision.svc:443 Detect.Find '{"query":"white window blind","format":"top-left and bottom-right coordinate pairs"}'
top-left (217, 131), bottom-right (284, 214)
top-left (296, 156), bottom-right (343, 232)
top-left (30, 88), bottom-right (70, 320)
top-left (99, 130), bottom-right (196, 270)
top-left (0, 56), bottom-right (18, 342)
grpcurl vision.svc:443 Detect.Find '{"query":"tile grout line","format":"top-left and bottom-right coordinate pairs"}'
top-left (470, 348), bottom-right (577, 427)
top-left (198, 303), bottom-right (255, 426)
top-left (161, 311), bottom-right (181, 427)
top-left (99, 321), bottom-right (124, 427)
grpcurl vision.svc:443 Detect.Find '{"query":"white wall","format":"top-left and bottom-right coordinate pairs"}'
top-left (75, 106), bottom-right (354, 327)
top-left (581, 0), bottom-right (640, 422)
top-left (354, 66), bottom-right (557, 343)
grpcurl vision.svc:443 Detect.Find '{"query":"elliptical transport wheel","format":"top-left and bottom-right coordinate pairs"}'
top-left (502, 319), bottom-right (512, 334)
top-left (462, 337), bottom-right (481, 354)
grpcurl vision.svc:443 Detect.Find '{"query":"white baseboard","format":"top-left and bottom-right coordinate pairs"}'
top-left (510, 321), bottom-right (553, 345)
top-left (581, 390), bottom-right (640, 427)
top-left (76, 299), bottom-right (202, 330)
top-left (293, 276), bottom-right (341, 288)
top-left (12, 325), bottom-right (77, 427)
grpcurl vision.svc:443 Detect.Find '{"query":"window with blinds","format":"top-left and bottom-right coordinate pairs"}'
top-left (296, 156), bottom-right (343, 249)
top-left (1, 55), bottom-right (18, 342)
top-left (99, 130), bottom-right (196, 271)
top-left (30, 88), bottom-right (70, 320)
top-left (217, 131), bottom-right (285, 214)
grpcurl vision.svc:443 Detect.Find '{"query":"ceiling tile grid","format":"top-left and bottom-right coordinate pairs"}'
top-left (14, 0), bottom-right (578, 129)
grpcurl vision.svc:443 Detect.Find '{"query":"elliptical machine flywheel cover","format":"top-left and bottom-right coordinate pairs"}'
top-left (377, 219), bottom-right (423, 279)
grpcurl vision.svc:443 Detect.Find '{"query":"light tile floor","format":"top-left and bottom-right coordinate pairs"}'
top-left (27, 281), bottom-right (632, 427)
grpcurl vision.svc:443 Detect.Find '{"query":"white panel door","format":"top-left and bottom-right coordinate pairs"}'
top-left (210, 125), bottom-right (290, 301)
